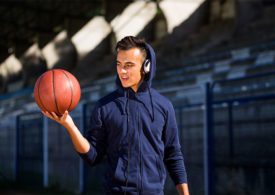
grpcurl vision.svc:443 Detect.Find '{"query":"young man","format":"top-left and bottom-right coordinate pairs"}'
top-left (43, 36), bottom-right (189, 195)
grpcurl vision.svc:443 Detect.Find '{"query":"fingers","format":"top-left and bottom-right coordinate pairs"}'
top-left (61, 111), bottom-right (68, 121)
top-left (51, 112), bottom-right (59, 119)
top-left (41, 111), bottom-right (59, 120)
top-left (42, 111), bottom-right (53, 119)
top-left (41, 110), bottom-right (68, 122)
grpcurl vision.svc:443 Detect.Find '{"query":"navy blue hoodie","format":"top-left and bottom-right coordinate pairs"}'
top-left (79, 43), bottom-right (187, 194)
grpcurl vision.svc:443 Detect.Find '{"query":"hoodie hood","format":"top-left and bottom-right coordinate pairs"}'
top-left (115, 43), bottom-right (157, 122)
top-left (144, 43), bottom-right (156, 87)
top-left (116, 43), bottom-right (156, 90)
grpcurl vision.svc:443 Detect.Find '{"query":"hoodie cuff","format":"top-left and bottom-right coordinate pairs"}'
top-left (165, 148), bottom-right (188, 185)
top-left (170, 164), bottom-right (188, 185)
top-left (76, 144), bottom-right (97, 166)
top-left (174, 177), bottom-right (188, 185)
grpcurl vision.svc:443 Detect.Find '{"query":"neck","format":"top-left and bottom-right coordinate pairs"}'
top-left (132, 76), bottom-right (145, 92)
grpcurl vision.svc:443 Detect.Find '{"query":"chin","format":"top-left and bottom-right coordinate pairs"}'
top-left (122, 84), bottom-right (130, 88)
top-left (120, 81), bottom-right (130, 88)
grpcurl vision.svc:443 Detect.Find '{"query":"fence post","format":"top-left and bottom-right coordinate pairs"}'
top-left (43, 116), bottom-right (49, 188)
top-left (79, 103), bottom-right (87, 194)
top-left (15, 115), bottom-right (20, 181)
top-left (178, 107), bottom-right (184, 146)
top-left (228, 102), bottom-right (234, 159)
top-left (204, 82), bottom-right (214, 195)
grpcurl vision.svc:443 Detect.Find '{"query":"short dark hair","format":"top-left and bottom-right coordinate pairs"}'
top-left (116, 36), bottom-right (147, 60)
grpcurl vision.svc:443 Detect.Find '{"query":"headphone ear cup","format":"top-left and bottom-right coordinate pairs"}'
top-left (143, 59), bottom-right (151, 74)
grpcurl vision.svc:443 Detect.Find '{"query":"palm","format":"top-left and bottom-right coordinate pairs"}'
top-left (42, 110), bottom-right (74, 128)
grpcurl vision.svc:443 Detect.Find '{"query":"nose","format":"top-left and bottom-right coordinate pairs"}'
top-left (121, 67), bottom-right (127, 74)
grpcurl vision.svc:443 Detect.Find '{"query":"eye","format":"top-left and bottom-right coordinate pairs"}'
top-left (125, 64), bottom-right (130, 69)
top-left (125, 63), bottom-right (134, 69)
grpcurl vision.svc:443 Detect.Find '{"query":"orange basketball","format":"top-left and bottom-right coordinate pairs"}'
top-left (34, 69), bottom-right (81, 116)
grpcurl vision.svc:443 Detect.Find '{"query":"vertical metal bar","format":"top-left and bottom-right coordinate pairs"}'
top-left (79, 103), bottom-right (87, 194)
top-left (15, 115), bottom-right (20, 181)
top-left (43, 116), bottom-right (48, 188)
top-left (228, 103), bottom-right (234, 159)
top-left (204, 82), bottom-right (214, 195)
top-left (180, 107), bottom-right (184, 146)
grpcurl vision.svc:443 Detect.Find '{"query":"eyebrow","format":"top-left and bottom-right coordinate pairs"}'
top-left (116, 60), bottom-right (135, 65)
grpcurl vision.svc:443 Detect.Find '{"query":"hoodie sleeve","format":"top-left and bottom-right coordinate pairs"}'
top-left (78, 104), bottom-right (107, 166)
top-left (163, 101), bottom-right (188, 185)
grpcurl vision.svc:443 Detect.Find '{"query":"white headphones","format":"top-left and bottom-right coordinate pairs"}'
top-left (143, 59), bottom-right (151, 74)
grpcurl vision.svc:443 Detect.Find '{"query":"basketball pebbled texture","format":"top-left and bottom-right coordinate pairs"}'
top-left (34, 69), bottom-right (81, 116)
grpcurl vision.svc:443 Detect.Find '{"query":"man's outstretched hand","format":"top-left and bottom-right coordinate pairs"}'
top-left (42, 110), bottom-right (75, 129)
top-left (42, 110), bottom-right (90, 153)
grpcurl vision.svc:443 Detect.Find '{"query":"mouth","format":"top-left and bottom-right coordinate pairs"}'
top-left (121, 76), bottom-right (129, 81)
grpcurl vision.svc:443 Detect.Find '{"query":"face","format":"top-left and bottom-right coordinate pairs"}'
top-left (116, 48), bottom-right (145, 92)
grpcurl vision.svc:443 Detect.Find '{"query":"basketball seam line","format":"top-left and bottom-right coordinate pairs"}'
top-left (61, 70), bottom-right (73, 112)
top-left (53, 70), bottom-right (61, 115)
top-left (37, 74), bottom-right (48, 112)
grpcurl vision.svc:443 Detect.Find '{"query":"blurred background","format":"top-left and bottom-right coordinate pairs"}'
top-left (0, 0), bottom-right (275, 194)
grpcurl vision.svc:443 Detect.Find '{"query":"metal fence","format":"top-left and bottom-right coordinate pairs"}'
top-left (206, 72), bottom-right (275, 195)
top-left (1, 72), bottom-right (275, 195)
top-left (16, 112), bottom-right (43, 188)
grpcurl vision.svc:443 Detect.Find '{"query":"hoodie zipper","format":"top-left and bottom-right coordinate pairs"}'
top-left (135, 95), bottom-right (142, 194)
top-left (139, 106), bottom-right (143, 194)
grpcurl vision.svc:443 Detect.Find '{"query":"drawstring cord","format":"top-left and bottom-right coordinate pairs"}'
top-left (148, 84), bottom-right (155, 122)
